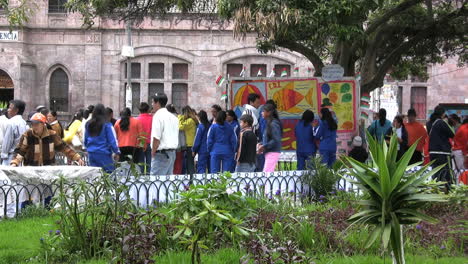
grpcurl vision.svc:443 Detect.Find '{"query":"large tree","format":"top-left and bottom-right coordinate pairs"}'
top-left (3, 0), bottom-right (466, 93)
top-left (217, 0), bottom-right (467, 93)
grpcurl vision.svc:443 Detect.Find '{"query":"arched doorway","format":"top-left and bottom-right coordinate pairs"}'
top-left (0, 69), bottom-right (14, 106)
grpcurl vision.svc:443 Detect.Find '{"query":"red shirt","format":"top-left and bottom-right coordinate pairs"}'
top-left (453, 123), bottom-right (468, 155)
top-left (137, 113), bottom-right (153, 144)
top-left (114, 117), bottom-right (144, 148)
top-left (404, 122), bottom-right (428, 152)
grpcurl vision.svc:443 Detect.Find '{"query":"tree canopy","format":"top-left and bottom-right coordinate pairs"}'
top-left (2, 0), bottom-right (466, 93)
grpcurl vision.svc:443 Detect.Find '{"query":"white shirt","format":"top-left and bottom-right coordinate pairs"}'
top-left (0, 115), bottom-right (8, 149)
top-left (396, 127), bottom-right (402, 150)
top-left (151, 108), bottom-right (179, 150)
top-left (242, 104), bottom-right (259, 128)
top-left (1, 115), bottom-right (28, 159)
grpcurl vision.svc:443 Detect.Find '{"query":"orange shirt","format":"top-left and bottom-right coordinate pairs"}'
top-left (405, 122), bottom-right (427, 152)
top-left (453, 123), bottom-right (468, 155)
top-left (114, 117), bottom-right (144, 148)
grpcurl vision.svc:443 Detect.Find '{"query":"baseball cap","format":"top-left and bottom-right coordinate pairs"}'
top-left (352, 136), bottom-right (363, 147)
top-left (29, 113), bottom-right (47, 124)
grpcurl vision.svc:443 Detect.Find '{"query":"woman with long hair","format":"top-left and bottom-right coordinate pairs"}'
top-left (367, 108), bottom-right (392, 142)
top-left (207, 111), bottom-right (237, 173)
top-left (63, 109), bottom-right (84, 146)
top-left (179, 105), bottom-right (198, 174)
top-left (193, 110), bottom-right (211, 173)
top-left (114, 107), bottom-right (144, 163)
top-left (84, 104), bottom-right (120, 173)
top-left (313, 108), bottom-right (338, 168)
top-left (257, 103), bottom-right (282, 173)
top-left (295, 110), bottom-right (316, 170)
top-left (385, 115), bottom-right (408, 160)
top-left (47, 111), bottom-right (64, 139)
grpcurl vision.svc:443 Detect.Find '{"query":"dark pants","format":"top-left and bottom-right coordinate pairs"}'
top-left (89, 152), bottom-right (115, 173)
top-left (430, 154), bottom-right (453, 186)
top-left (138, 143), bottom-right (152, 174)
top-left (210, 153), bottom-right (234, 173)
top-left (197, 152), bottom-right (209, 173)
top-left (255, 154), bottom-right (265, 172)
top-left (297, 151), bottom-right (316, 170)
top-left (410, 150), bottom-right (423, 165)
top-left (119, 146), bottom-right (142, 163)
top-left (320, 149), bottom-right (336, 168)
top-left (183, 147), bottom-right (195, 175)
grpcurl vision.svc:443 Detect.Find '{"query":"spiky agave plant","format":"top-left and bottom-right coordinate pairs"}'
top-left (342, 132), bottom-right (447, 264)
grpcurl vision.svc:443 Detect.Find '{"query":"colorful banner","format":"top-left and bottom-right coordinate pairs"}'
top-left (319, 81), bottom-right (356, 131)
top-left (266, 79), bottom-right (319, 119)
top-left (230, 78), bottom-right (357, 151)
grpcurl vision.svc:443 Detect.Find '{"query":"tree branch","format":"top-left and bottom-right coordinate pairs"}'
top-left (278, 40), bottom-right (325, 75)
top-left (365, 0), bottom-right (423, 36)
top-left (361, 5), bottom-right (467, 92)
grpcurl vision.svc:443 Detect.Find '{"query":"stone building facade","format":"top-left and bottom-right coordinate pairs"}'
top-left (0, 1), bottom-right (466, 121)
top-left (0, 1), bottom-right (311, 119)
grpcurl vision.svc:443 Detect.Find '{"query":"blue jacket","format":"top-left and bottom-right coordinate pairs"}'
top-left (295, 120), bottom-right (316, 154)
top-left (85, 122), bottom-right (120, 155)
top-left (193, 123), bottom-right (210, 154)
top-left (207, 123), bottom-right (237, 155)
top-left (258, 115), bottom-right (266, 142)
top-left (368, 119), bottom-right (392, 142)
top-left (227, 120), bottom-right (241, 139)
top-left (313, 120), bottom-right (337, 151)
top-left (262, 119), bottom-right (282, 153)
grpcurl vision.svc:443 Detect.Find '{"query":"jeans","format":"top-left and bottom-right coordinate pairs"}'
top-left (151, 150), bottom-right (176, 176)
top-left (296, 152), bottom-right (316, 170)
top-left (263, 152), bottom-right (280, 173)
top-left (138, 144), bottom-right (152, 174)
top-left (196, 152), bottom-right (209, 173)
top-left (88, 152), bottom-right (115, 173)
top-left (320, 149), bottom-right (336, 168)
top-left (235, 163), bottom-right (256, 172)
top-left (1, 153), bottom-right (15, 166)
top-left (210, 153), bottom-right (234, 173)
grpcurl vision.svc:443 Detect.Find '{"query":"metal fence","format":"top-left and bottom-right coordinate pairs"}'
top-left (1, 163), bottom-right (466, 218)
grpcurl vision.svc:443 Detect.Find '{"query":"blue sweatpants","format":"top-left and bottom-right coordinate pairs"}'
top-left (210, 153), bottom-right (234, 173)
top-left (296, 151), bottom-right (316, 170)
top-left (197, 152), bottom-right (210, 174)
top-left (88, 152), bottom-right (115, 173)
top-left (319, 149), bottom-right (336, 168)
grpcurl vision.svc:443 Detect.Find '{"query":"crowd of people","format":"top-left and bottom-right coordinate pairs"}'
top-left (0, 95), bottom-right (466, 183)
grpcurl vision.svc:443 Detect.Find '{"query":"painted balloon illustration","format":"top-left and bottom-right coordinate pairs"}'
top-left (321, 83), bottom-right (330, 95)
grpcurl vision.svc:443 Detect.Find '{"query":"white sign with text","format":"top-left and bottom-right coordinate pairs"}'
top-left (0, 31), bottom-right (18, 41)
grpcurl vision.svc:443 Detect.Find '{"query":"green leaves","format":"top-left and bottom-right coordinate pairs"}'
top-left (343, 132), bottom-right (449, 264)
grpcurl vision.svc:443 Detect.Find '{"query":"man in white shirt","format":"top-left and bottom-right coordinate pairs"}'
top-left (150, 93), bottom-right (179, 175)
top-left (242, 93), bottom-right (261, 130)
top-left (0, 109), bottom-right (9, 152)
top-left (1, 100), bottom-right (28, 166)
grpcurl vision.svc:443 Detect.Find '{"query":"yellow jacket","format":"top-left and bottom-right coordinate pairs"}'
top-left (63, 120), bottom-right (82, 144)
top-left (178, 115), bottom-right (197, 147)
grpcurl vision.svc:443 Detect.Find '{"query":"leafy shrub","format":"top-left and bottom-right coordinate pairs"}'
top-left (301, 156), bottom-right (341, 199)
top-left (17, 204), bottom-right (51, 219)
top-left (170, 173), bottom-right (252, 264)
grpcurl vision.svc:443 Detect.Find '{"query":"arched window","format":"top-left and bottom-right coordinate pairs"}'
top-left (50, 68), bottom-right (69, 112)
top-left (49, 0), bottom-right (67, 13)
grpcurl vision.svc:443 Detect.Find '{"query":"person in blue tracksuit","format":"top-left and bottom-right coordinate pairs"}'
top-left (295, 110), bottom-right (317, 170)
top-left (313, 108), bottom-right (337, 168)
top-left (193, 110), bottom-right (211, 173)
top-left (84, 104), bottom-right (120, 173)
top-left (368, 108), bottom-right (392, 143)
top-left (226, 110), bottom-right (241, 171)
top-left (207, 111), bottom-right (237, 173)
top-left (226, 110), bottom-right (241, 138)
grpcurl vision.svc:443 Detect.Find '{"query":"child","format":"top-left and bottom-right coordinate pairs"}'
top-left (193, 110), bottom-right (211, 173)
top-left (207, 111), bottom-right (237, 173)
top-left (235, 115), bottom-right (257, 172)
top-left (257, 104), bottom-right (282, 173)
top-left (348, 136), bottom-right (368, 163)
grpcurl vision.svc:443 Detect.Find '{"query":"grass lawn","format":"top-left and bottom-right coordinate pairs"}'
top-left (0, 216), bottom-right (58, 264)
top-left (1, 216), bottom-right (466, 264)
